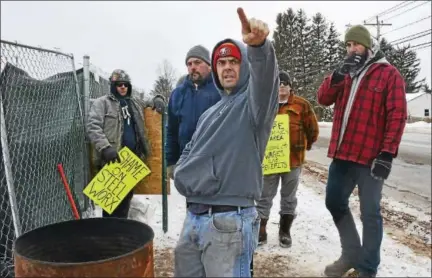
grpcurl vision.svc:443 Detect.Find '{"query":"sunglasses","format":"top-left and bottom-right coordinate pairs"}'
top-left (115, 82), bottom-right (129, 88)
top-left (280, 81), bottom-right (289, 86)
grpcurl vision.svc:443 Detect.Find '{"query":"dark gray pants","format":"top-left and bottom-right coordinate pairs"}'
top-left (256, 167), bottom-right (302, 219)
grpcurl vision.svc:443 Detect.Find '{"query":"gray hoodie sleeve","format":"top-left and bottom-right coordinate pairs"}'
top-left (86, 98), bottom-right (111, 152)
top-left (246, 39), bottom-right (279, 128)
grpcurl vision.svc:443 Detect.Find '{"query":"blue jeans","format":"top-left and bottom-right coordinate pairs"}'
top-left (174, 207), bottom-right (260, 277)
top-left (325, 159), bottom-right (384, 275)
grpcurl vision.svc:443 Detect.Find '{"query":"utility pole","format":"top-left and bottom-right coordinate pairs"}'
top-left (364, 16), bottom-right (392, 42)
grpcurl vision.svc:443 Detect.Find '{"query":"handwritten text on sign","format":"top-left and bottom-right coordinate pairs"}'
top-left (262, 114), bottom-right (290, 175)
top-left (83, 147), bottom-right (151, 214)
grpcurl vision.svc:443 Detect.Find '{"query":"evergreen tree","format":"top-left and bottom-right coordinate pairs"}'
top-left (272, 8), bottom-right (297, 75)
top-left (292, 9), bottom-right (312, 97)
top-left (422, 83), bottom-right (431, 94)
top-left (380, 38), bottom-right (425, 94)
top-left (325, 22), bottom-right (342, 71)
top-left (309, 12), bottom-right (328, 72)
top-left (391, 45), bottom-right (425, 94)
top-left (271, 7), bottom-right (351, 120)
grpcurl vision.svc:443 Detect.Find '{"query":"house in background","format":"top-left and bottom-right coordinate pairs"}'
top-left (406, 91), bottom-right (431, 121)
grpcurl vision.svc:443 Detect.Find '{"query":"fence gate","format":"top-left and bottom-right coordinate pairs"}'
top-left (0, 39), bottom-right (88, 277)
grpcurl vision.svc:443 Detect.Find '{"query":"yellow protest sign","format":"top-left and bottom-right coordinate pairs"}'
top-left (262, 114), bottom-right (290, 175)
top-left (83, 147), bottom-right (151, 214)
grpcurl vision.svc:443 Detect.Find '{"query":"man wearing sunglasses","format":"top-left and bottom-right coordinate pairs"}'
top-left (87, 69), bottom-right (165, 218)
top-left (256, 70), bottom-right (319, 248)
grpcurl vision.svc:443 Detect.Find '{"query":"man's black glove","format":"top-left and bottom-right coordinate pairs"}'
top-left (102, 146), bottom-right (120, 164)
top-left (371, 151), bottom-right (393, 180)
top-left (332, 53), bottom-right (364, 84)
top-left (338, 54), bottom-right (364, 74)
top-left (152, 95), bottom-right (166, 114)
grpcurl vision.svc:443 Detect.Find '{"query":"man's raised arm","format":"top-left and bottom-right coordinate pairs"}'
top-left (238, 8), bottom-right (279, 128)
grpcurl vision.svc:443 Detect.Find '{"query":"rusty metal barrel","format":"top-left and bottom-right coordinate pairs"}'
top-left (13, 218), bottom-right (155, 277)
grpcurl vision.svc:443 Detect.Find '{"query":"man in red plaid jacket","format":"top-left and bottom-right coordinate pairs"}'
top-left (317, 25), bottom-right (407, 277)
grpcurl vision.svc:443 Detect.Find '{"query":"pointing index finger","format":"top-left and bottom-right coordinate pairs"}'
top-left (237, 7), bottom-right (250, 31)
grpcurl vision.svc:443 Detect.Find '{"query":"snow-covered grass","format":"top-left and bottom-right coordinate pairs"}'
top-left (113, 177), bottom-right (432, 277)
top-left (319, 121), bottom-right (432, 134)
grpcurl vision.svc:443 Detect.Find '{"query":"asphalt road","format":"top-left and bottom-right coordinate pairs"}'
top-left (308, 125), bottom-right (431, 205)
top-left (315, 125), bottom-right (431, 165)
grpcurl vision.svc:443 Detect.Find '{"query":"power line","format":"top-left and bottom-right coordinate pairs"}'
top-left (412, 44), bottom-right (431, 51)
top-left (411, 41), bottom-right (432, 50)
top-left (364, 1), bottom-right (415, 23)
top-left (389, 29), bottom-right (431, 44)
top-left (381, 15), bottom-right (432, 36)
top-left (382, 1), bottom-right (431, 21)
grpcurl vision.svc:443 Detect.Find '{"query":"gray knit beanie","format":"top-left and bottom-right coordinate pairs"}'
top-left (185, 45), bottom-right (211, 66)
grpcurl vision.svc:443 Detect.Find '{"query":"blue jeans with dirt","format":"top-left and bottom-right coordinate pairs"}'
top-left (325, 159), bottom-right (384, 276)
top-left (174, 206), bottom-right (260, 277)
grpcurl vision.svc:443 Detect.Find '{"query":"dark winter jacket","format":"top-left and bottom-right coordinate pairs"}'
top-left (165, 74), bottom-right (220, 166)
top-left (173, 38), bottom-right (279, 207)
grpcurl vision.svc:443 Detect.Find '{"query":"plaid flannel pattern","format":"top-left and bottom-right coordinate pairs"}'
top-left (317, 63), bottom-right (407, 166)
top-left (279, 94), bottom-right (319, 168)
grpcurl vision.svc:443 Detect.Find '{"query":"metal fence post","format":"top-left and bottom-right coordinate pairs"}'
top-left (0, 91), bottom-right (22, 237)
top-left (82, 55), bottom-right (90, 125)
top-left (81, 55), bottom-right (94, 213)
top-left (71, 55), bottom-right (84, 129)
top-left (71, 54), bottom-right (87, 215)
top-left (162, 107), bottom-right (168, 233)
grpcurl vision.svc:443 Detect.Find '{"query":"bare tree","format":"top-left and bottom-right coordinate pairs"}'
top-left (157, 60), bottom-right (178, 85)
top-left (151, 59), bottom-right (178, 100)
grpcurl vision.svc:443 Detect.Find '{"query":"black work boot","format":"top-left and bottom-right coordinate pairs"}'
top-left (279, 214), bottom-right (295, 248)
top-left (258, 218), bottom-right (268, 245)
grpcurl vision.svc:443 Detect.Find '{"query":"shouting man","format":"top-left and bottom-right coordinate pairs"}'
top-left (257, 70), bottom-right (319, 248)
top-left (173, 8), bottom-right (279, 277)
top-left (87, 69), bottom-right (165, 218)
top-left (317, 25), bottom-right (407, 277)
top-left (166, 45), bottom-right (220, 179)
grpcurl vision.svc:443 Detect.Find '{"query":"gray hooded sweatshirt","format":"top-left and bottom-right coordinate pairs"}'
top-left (173, 38), bottom-right (279, 207)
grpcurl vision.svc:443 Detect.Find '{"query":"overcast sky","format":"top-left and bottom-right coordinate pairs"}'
top-left (1, 1), bottom-right (431, 92)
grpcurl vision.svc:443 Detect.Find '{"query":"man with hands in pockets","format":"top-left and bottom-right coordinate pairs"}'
top-left (172, 7), bottom-right (279, 277)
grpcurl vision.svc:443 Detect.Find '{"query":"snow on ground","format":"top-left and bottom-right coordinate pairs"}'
top-left (318, 121), bottom-right (432, 134)
top-left (112, 177), bottom-right (432, 277)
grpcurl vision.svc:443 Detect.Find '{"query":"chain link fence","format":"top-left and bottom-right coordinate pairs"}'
top-left (0, 39), bottom-right (157, 276)
top-left (0, 40), bottom-right (88, 277)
